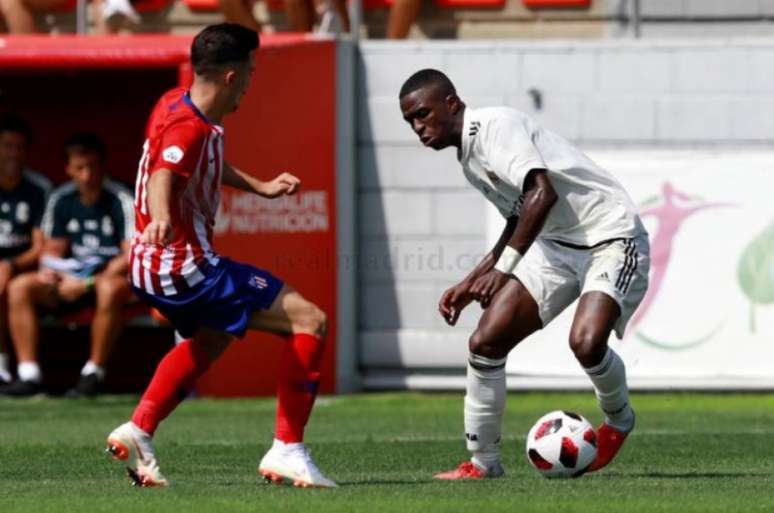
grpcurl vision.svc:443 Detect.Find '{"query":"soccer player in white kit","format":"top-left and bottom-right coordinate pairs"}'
top-left (399, 69), bottom-right (651, 479)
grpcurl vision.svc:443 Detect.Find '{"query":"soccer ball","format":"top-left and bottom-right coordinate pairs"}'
top-left (525, 410), bottom-right (597, 478)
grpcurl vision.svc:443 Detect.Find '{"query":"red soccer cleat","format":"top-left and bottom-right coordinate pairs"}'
top-left (587, 422), bottom-right (631, 472)
top-left (434, 461), bottom-right (504, 480)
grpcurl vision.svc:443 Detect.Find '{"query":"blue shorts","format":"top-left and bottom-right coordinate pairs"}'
top-left (133, 258), bottom-right (284, 339)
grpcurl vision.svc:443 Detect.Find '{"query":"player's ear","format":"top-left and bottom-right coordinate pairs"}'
top-left (446, 94), bottom-right (462, 115)
top-left (224, 70), bottom-right (237, 86)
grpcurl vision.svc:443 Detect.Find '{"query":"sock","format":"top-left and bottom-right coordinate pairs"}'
top-left (0, 353), bottom-right (11, 382)
top-left (275, 333), bottom-right (325, 443)
top-left (81, 361), bottom-right (106, 381)
top-left (583, 347), bottom-right (634, 432)
top-left (465, 353), bottom-right (507, 470)
top-left (17, 361), bottom-right (42, 384)
top-left (131, 339), bottom-right (211, 436)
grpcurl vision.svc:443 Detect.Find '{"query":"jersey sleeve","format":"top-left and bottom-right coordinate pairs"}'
top-left (149, 120), bottom-right (206, 179)
top-left (485, 116), bottom-right (547, 191)
top-left (40, 194), bottom-right (68, 239)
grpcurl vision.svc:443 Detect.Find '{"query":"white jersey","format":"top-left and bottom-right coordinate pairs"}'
top-left (458, 106), bottom-right (645, 247)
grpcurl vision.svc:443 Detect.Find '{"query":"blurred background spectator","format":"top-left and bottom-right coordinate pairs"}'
top-left (0, 133), bottom-right (135, 398)
top-left (0, 115), bottom-right (51, 385)
top-left (386, 0), bottom-right (419, 38)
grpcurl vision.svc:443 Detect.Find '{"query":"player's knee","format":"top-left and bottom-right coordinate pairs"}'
top-left (95, 278), bottom-right (126, 310)
top-left (469, 329), bottom-right (501, 359)
top-left (8, 275), bottom-right (34, 306)
top-left (569, 328), bottom-right (606, 367)
top-left (294, 302), bottom-right (327, 338)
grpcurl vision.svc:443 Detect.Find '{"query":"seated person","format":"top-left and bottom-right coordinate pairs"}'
top-left (0, 133), bottom-right (135, 398)
top-left (1, 0), bottom-right (138, 34)
top-left (0, 115), bottom-right (52, 384)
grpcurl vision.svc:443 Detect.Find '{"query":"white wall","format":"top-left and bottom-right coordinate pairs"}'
top-left (356, 40), bottom-right (774, 389)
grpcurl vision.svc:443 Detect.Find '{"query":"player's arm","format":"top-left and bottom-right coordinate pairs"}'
top-left (497, 169), bottom-right (557, 274)
top-left (5, 228), bottom-right (44, 273)
top-left (142, 168), bottom-right (176, 245)
top-left (439, 216), bottom-right (518, 323)
top-left (222, 161), bottom-right (300, 198)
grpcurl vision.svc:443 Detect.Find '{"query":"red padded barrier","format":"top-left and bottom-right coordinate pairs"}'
top-left (434, 0), bottom-right (504, 7)
top-left (523, 0), bottom-right (591, 8)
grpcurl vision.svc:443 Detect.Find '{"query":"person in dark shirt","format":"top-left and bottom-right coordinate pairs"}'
top-left (0, 133), bottom-right (134, 398)
top-left (0, 115), bottom-right (51, 384)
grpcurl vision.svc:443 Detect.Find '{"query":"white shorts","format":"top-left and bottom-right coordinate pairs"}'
top-left (514, 233), bottom-right (650, 339)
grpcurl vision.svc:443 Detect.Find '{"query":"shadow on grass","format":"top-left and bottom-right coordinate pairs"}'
top-left (339, 479), bottom-right (430, 487)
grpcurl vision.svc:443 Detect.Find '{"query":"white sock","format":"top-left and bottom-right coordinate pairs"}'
top-left (0, 353), bottom-right (11, 382)
top-left (583, 348), bottom-right (634, 432)
top-left (81, 361), bottom-right (106, 381)
top-left (464, 352), bottom-right (507, 470)
top-left (17, 361), bottom-right (42, 384)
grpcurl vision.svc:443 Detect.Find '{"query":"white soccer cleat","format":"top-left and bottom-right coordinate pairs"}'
top-left (106, 421), bottom-right (169, 487)
top-left (258, 439), bottom-right (338, 489)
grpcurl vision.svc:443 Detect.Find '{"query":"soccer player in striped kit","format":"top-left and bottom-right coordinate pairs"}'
top-left (399, 69), bottom-right (651, 479)
top-left (106, 24), bottom-right (336, 488)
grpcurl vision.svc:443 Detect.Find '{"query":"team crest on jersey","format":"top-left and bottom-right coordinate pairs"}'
top-left (16, 202), bottom-right (29, 223)
top-left (67, 219), bottom-right (80, 233)
top-left (162, 145), bottom-right (184, 164)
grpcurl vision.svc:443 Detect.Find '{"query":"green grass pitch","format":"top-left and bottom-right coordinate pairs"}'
top-left (2, 392), bottom-right (773, 513)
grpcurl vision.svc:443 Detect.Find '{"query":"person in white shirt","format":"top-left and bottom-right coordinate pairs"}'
top-left (398, 69), bottom-right (650, 480)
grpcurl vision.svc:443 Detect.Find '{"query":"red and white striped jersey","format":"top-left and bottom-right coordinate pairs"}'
top-left (131, 87), bottom-right (223, 296)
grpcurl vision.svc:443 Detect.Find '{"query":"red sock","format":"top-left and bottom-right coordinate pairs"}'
top-left (275, 333), bottom-right (325, 443)
top-left (131, 339), bottom-right (212, 436)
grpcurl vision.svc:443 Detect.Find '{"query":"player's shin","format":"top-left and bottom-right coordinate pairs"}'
top-left (583, 347), bottom-right (634, 432)
top-left (131, 339), bottom-right (213, 436)
top-left (275, 333), bottom-right (325, 443)
top-left (464, 353), bottom-right (507, 473)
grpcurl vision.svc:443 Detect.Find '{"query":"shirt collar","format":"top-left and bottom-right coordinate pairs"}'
top-left (183, 91), bottom-right (224, 134)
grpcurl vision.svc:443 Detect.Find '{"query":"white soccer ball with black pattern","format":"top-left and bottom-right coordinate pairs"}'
top-left (525, 410), bottom-right (597, 478)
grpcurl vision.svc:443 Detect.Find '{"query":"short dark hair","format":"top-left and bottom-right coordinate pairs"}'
top-left (399, 69), bottom-right (456, 99)
top-left (191, 23), bottom-right (260, 76)
top-left (63, 133), bottom-right (106, 162)
top-left (0, 114), bottom-right (32, 143)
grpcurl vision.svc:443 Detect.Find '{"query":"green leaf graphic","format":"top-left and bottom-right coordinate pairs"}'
top-left (737, 222), bottom-right (774, 332)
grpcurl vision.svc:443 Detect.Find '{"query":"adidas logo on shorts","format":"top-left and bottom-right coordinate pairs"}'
top-left (596, 272), bottom-right (610, 282)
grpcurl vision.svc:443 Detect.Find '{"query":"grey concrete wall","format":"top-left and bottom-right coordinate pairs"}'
top-left (356, 39), bottom-right (774, 382)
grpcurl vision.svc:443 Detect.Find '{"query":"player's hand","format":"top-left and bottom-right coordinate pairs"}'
top-left (141, 219), bottom-right (173, 246)
top-left (37, 267), bottom-right (60, 286)
top-left (58, 274), bottom-right (89, 302)
top-left (262, 172), bottom-right (301, 198)
top-left (469, 269), bottom-right (510, 309)
top-left (439, 281), bottom-right (474, 326)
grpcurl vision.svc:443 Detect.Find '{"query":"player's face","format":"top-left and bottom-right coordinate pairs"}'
top-left (227, 52), bottom-right (256, 113)
top-left (66, 152), bottom-right (103, 192)
top-left (0, 131), bottom-right (27, 176)
top-left (400, 86), bottom-right (458, 150)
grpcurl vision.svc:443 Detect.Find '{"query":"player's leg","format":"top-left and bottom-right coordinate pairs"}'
top-left (66, 275), bottom-right (133, 397)
top-left (0, 272), bottom-right (58, 395)
top-left (247, 285), bottom-right (336, 487)
top-left (107, 327), bottom-right (233, 487)
top-left (0, 292), bottom-right (12, 384)
top-left (436, 277), bottom-right (543, 480)
top-left (573, 236), bottom-right (650, 472)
